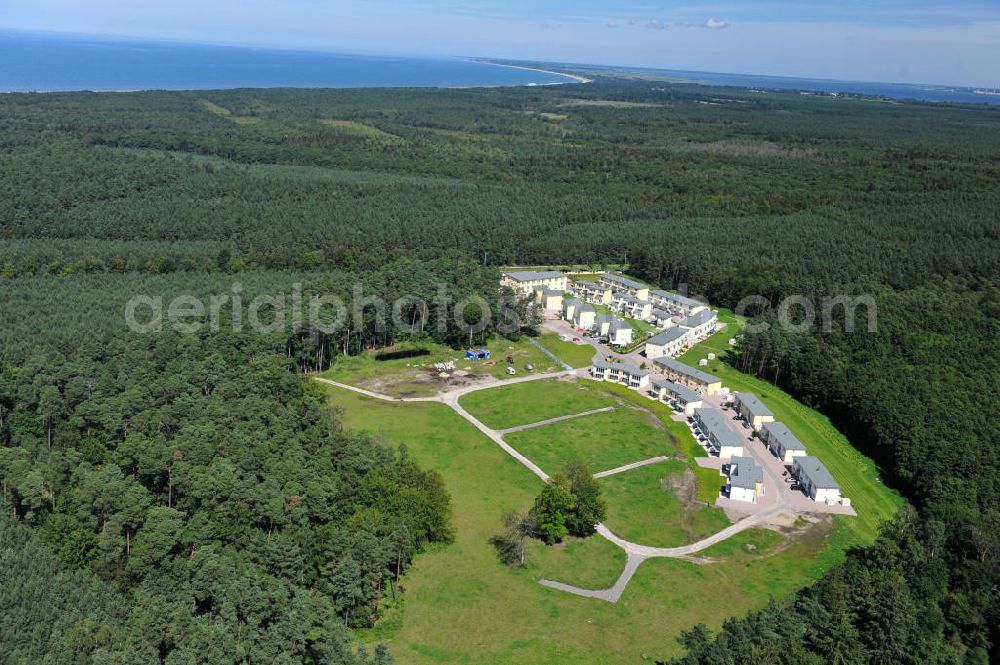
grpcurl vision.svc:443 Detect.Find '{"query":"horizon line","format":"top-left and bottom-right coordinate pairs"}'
top-left (1, 26), bottom-right (995, 93)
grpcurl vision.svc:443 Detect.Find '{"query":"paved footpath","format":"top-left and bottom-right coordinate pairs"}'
top-left (593, 456), bottom-right (670, 479)
top-left (528, 337), bottom-right (574, 371)
top-left (315, 367), bottom-right (790, 604)
top-left (498, 406), bottom-right (614, 435)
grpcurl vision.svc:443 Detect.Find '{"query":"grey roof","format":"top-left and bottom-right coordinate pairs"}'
top-left (647, 328), bottom-right (688, 346)
top-left (679, 309), bottom-right (717, 328)
top-left (650, 289), bottom-right (703, 308)
top-left (762, 421), bottom-right (806, 452)
top-left (694, 408), bottom-right (744, 448)
top-left (652, 378), bottom-right (701, 403)
top-left (575, 281), bottom-right (611, 292)
top-left (594, 359), bottom-right (648, 377)
top-left (735, 392), bottom-right (774, 418)
top-left (609, 319), bottom-right (632, 334)
top-left (537, 287), bottom-right (563, 297)
top-left (729, 456), bottom-right (764, 490)
top-left (651, 308), bottom-right (673, 320)
top-left (616, 294), bottom-right (651, 305)
top-left (576, 303), bottom-right (596, 314)
top-left (564, 298), bottom-right (582, 309)
top-left (794, 456), bottom-right (839, 490)
top-left (595, 312), bottom-right (615, 324)
top-left (615, 362), bottom-right (649, 377)
top-left (504, 270), bottom-right (565, 282)
top-left (654, 357), bottom-right (721, 385)
top-left (600, 273), bottom-right (648, 290)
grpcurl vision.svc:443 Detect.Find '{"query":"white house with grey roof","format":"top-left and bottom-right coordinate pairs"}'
top-left (562, 298), bottom-right (582, 321)
top-left (733, 392), bottom-right (775, 431)
top-left (608, 318), bottom-right (634, 347)
top-left (501, 270), bottom-right (568, 295)
top-left (645, 327), bottom-right (690, 360)
top-left (792, 456), bottom-right (841, 502)
top-left (572, 303), bottom-right (596, 330)
top-left (654, 357), bottom-right (724, 395)
top-left (694, 407), bottom-right (744, 458)
top-left (651, 308), bottom-right (677, 327)
top-left (677, 309), bottom-right (718, 340)
top-left (651, 378), bottom-right (703, 415)
top-left (591, 360), bottom-right (650, 389)
top-left (593, 312), bottom-right (616, 337)
top-left (726, 456), bottom-right (764, 503)
top-left (760, 421), bottom-right (808, 463)
top-left (598, 274), bottom-right (650, 300)
top-left (649, 289), bottom-right (707, 317)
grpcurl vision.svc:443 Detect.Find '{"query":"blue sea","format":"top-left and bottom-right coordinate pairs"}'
top-left (0, 32), bottom-right (574, 91)
top-left (1, 31), bottom-right (997, 105)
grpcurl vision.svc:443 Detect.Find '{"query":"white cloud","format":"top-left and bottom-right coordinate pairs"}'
top-left (705, 18), bottom-right (730, 29)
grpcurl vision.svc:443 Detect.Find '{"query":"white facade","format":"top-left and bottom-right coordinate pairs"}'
top-left (693, 407), bottom-right (745, 459)
top-left (608, 320), bottom-right (633, 347)
top-left (792, 456), bottom-right (841, 502)
top-left (592, 360), bottom-right (650, 389)
top-left (727, 456), bottom-right (764, 503)
top-left (760, 422), bottom-right (808, 463)
top-left (651, 379), bottom-right (703, 415)
top-left (677, 309), bottom-right (718, 341)
top-left (645, 328), bottom-right (690, 360)
top-left (572, 305), bottom-right (596, 330)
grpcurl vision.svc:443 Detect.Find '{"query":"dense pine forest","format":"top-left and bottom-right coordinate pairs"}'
top-left (1, 77), bottom-right (998, 663)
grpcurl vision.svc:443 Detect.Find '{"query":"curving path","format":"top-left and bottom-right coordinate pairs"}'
top-left (314, 367), bottom-right (787, 604)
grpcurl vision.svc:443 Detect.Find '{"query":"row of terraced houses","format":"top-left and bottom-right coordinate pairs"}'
top-left (501, 269), bottom-right (843, 505)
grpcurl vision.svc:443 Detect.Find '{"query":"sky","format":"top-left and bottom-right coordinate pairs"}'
top-left (3, 1), bottom-right (999, 87)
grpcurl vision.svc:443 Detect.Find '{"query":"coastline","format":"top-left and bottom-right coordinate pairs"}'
top-left (474, 59), bottom-right (593, 85)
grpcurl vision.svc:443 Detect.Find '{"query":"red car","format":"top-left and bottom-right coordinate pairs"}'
top-left (573, 337), bottom-right (580, 342)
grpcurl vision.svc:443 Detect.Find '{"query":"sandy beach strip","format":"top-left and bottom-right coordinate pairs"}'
top-left (475, 59), bottom-right (593, 85)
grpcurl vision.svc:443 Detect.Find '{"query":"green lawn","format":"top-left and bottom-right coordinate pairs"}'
top-left (580, 380), bottom-right (725, 504)
top-left (599, 460), bottom-right (731, 548)
top-left (325, 384), bottom-right (840, 665)
top-left (459, 378), bottom-right (612, 430)
top-left (536, 333), bottom-right (597, 368)
top-left (679, 309), bottom-right (904, 544)
top-left (520, 536), bottom-right (627, 589)
top-left (319, 336), bottom-right (562, 398)
top-left (504, 406), bottom-right (674, 475)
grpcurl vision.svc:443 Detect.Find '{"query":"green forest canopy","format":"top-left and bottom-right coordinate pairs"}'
top-left (0, 79), bottom-right (998, 663)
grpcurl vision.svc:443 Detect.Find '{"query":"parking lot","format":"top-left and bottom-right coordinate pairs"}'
top-left (697, 392), bottom-right (856, 516)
